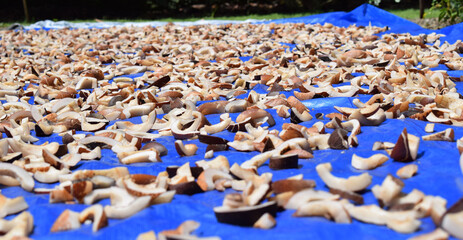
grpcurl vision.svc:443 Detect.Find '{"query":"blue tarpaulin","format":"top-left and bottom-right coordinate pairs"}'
top-left (4, 3), bottom-right (463, 240)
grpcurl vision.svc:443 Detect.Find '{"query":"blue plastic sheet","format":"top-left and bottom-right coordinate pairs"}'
top-left (5, 4), bottom-right (463, 239)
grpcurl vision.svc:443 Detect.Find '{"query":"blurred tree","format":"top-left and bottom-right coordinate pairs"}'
top-left (22, 0), bottom-right (29, 22)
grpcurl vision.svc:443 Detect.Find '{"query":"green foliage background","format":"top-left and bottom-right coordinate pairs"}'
top-left (431, 0), bottom-right (463, 24)
top-left (0, 0), bottom-right (433, 22)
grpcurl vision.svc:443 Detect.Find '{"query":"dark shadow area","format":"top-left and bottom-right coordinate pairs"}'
top-left (0, 0), bottom-right (433, 22)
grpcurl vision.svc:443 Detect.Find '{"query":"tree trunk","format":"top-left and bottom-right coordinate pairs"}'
top-left (22, 0), bottom-right (29, 22)
top-left (419, 0), bottom-right (424, 19)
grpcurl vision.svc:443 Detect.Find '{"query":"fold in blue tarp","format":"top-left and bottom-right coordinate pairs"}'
top-left (5, 4), bottom-right (463, 240)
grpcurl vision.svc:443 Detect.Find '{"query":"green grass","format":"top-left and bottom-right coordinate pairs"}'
top-left (0, 8), bottom-right (440, 28)
top-left (67, 12), bottom-right (320, 23)
top-left (51, 9), bottom-right (440, 23)
top-left (387, 8), bottom-right (440, 19)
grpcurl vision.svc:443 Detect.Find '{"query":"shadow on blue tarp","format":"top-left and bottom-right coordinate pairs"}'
top-left (6, 4), bottom-right (463, 240)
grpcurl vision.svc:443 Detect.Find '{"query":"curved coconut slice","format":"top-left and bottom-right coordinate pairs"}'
top-left (195, 155), bottom-right (230, 173)
top-left (0, 175), bottom-right (20, 187)
top-left (0, 194), bottom-right (28, 218)
top-left (170, 120), bottom-right (200, 140)
top-left (141, 141), bottom-right (167, 156)
top-left (346, 204), bottom-right (420, 233)
top-left (59, 167), bottom-right (129, 182)
top-left (372, 141), bottom-right (395, 151)
top-left (104, 195), bottom-right (151, 219)
top-left (308, 134), bottom-right (331, 150)
top-left (272, 179), bottom-right (316, 194)
top-left (7, 138), bottom-right (59, 157)
top-left (120, 66), bottom-right (147, 75)
top-left (159, 219), bottom-right (200, 237)
top-left (116, 111), bottom-right (156, 132)
top-left (348, 108), bottom-right (386, 126)
top-left (197, 168), bottom-right (233, 191)
top-left (396, 164), bottom-right (418, 179)
top-left (408, 228), bottom-right (449, 240)
top-left (83, 187), bottom-right (117, 205)
top-left (426, 112), bottom-right (451, 124)
top-left (0, 211), bottom-right (33, 239)
top-left (236, 109), bottom-right (275, 127)
top-left (225, 99), bottom-right (248, 113)
top-left (79, 204), bottom-right (108, 232)
top-left (214, 201), bottom-right (277, 226)
top-left (229, 163), bottom-right (257, 181)
top-left (422, 128), bottom-right (454, 142)
top-left (294, 200), bottom-right (351, 223)
top-left (341, 119), bottom-right (361, 135)
top-left (122, 176), bottom-right (166, 197)
top-left (285, 189), bottom-right (339, 210)
top-left (122, 104), bottom-right (155, 119)
top-left (78, 136), bottom-right (120, 149)
top-left (76, 77), bottom-right (97, 90)
top-left (203, 116), bottom-right (231, 134)
top-left (240, 151), bottom-right (275, 170)
top-left (34, 167), bottom-right (70, 183)
top-left (81, 114), bottom-right (107, 132)
top-left (43, 149), bottom-right (81, 169)
top-left (316, 162), bottom-right (372, 192)
top-left (197, 101), bottom-right (227, 115)
top-left (174, 140), bottom-right (198, 157)
top-left (119, 149), bottom-right (161, 164)
top-left (0, 162), bottom-right (34, 191)
top-left (351, 153), bottom-right (389, 170)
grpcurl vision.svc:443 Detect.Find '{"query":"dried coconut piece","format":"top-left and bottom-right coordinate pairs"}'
top-left (408, 228), bottom-right (449, 240)
top-left (214, 201), bottom-right (278, 227)
top-left (0, 162), bottom-right (35, 191)
top-left (294, 200), bottom-right (351, 223)
top-left (351, 153), bottom-right (389, 170)
top-left (79, 204), bottom-right (108, 232)
top-left (51, 209), bottom-right (81, 232)
top-left (253, 212), bottom-right (276, 229)
top-left (104, 195), bottom-right (152, 219)
top-left (390, 128), bottom-right (420, 162)
top-left (422, 128), bottom-right (454, 142)
top-left (457, 137), bottom-right (463, 155)
top-left (316, 162), bottom-right (372, 192)
top-left (345, 204), bottom-right (420, 233)
top-left (136, 230), bottom-right (156, 240)
top-left (441, 198), bottom-right (463, 239)
top-left (424, 123), bottom-right (435, 133)
top-left (175, 140), bottom-right (198, 157)
top-left (118, 149), bottom-right (161, 164)
top-left (372, 175), bottom-right (404, 207)
top-left (396, 164), bottom-right (418, 179)
top-left (0, 193), bottom-right (28, 218)
top-left (0, 211), bottom-right (34, 239)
